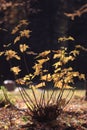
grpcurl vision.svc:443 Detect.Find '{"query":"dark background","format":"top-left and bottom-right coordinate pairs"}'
top-left (0, 0), bottom-right (87, 83)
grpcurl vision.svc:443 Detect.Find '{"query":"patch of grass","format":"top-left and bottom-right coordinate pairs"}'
top-left (0, 89), bottom-right (85, 101)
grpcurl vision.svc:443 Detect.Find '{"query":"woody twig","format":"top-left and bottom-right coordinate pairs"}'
top-left (64, 4), bottom-right (87, 20)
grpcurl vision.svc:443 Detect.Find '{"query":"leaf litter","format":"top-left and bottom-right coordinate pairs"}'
top-left (0, 95), bottom-right (87, 130)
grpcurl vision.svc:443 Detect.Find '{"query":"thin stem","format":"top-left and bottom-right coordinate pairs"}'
top-left (19, 88), bottom-right (33, 115)
top-left (47, 90), bottom-right (55, 105)
top-left (41, 89), bottom-right (46, 107)
top-left (63, 89), bottom-right (74, 108)
top-left (23, 53), bottom-right (30, 74)
top-left (31, 86), bottom-right (38, 108)
top-left (21, 87), bottom-right (36, 108)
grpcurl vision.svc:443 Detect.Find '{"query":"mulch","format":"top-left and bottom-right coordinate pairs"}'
top-left (0, 96), bottom-right (87, 130)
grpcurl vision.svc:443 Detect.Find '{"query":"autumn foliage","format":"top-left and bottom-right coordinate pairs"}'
top-left (0, 19), bottom-right (86, 93)
top-left (0, 20), bottom-right (86, 123)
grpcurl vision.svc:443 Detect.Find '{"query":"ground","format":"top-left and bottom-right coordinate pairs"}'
top-left (0, 90), bottom-right (87, 130)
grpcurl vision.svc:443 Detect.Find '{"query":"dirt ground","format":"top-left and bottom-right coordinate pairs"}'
top-left (0, 95), bottom-right (87, 130)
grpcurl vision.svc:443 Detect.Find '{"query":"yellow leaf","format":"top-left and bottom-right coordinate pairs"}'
top-left (11, 66), bottom-right (21, 75)
top-left (68, 36), bottom-right (75, 41)
top-left (5, 50), bottom-right (20, 60)
top-left (79, 74), bottom-right (85, 80)
top-left (11, 20), bottom-right (29, 34)
top-left (33, 64), bottom-right (42, 76)
top-left (0, 51), bottom-right (4, 56)
top-left (64, 76), bottom-right (73, 83)
top-left (41, 74), bottom-right (52, 81)
top-left (75, 45), bottom-right (82, 49)
top-left (52, 74), bottom-right (60, 82)
top-left (73, 72), bottom-right (79, 77)
top-left (58, 37), bottom-right (65, 42)
top-left (75, 45), bottom-right (87, 51)
top-left (20, 20), bottom-right (29, 25)
top-left (54, 68), bottom-right (61, 73)
top-left (16, 78), bottom-right (25, 85)
top-left (11, 26), bottom-right (19, 34)
top-left (14, 36), bottom-right (20, 44)
top-left (37, 57), bottom-right (49, 64)
top-left (58, 36), bottom-right (74, 42)
top-left (23, 75), bottom-right (30, 81)
top-left (19, 44), bottom-right (29, 52)
top-left (26, 51), bottom-right (37, 55)
top-left (70, 50), bottom-right (80, 56)
top-left (34, 82), bottom-right (45, 88)
top-left (53, 61), bottom-right (62, 68)
top-left (54, 81), bottom-right (63, 88)
top-left (63, 56), bottom-right (75, 64)
top-left (64, 85), bottom-right (72, 89)
top-left (36, 50), bottom-right (51, 58)
top-left (43, 69), bottom-right (48, 72)
top-left (23, 74), bottom-right (33, 81)
top-left (53, 53), bottom-right (61, 59)
top-left (20, 30), bottom-right (31, 38)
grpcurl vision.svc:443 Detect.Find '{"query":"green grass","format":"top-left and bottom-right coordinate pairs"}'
top-left (0, 88), bottom-right (86, 101)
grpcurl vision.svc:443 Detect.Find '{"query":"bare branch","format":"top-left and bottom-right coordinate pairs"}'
top-left (64, 4), bottom-right (87, 20)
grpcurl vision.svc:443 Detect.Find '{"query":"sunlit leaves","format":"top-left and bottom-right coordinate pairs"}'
top-left (37, 57), bottom-right (49, 65)
top-left (14, 36), bottom-right (20, 44)
top-left (33, 57), bottom-right (50, 77)
top-left (0, 27), bottom-right (86, 90)
top-left (23, 74), bottom-right (33, 81)
top-left (11, 66), bottom-right (21, 75)
top-left (36, 50), bottom-right (51, 58)
top-left (16, 74), bottom-right (33, 85)
top-left (32, 43), bottom-right (86, 89)
top-left (53, 53), bottom-right (61, 59)
top-left (33, 64), bottom-right (42, 76)
top-left (58, 36), bottom-right (74, 42)
top-left (26, 51), bottom-right (37, 55)
top-left (79, 74), bottom-right (85, 80)
top-left (11, 26), bottom-right (19, 34)
top-left (70, 50), bottom-right (80, 56)
top-left (12, 20), bottom-right (31, 44)
top-left (0, 51), bottom-right (4, 56)
top-left (11, 20), bottom-right (29, 34)
top-left (16, 78), bottom-right (25, 85)
top-left (43, 69), bottom-right (48, 72)
top-left (54, 68), bottom-right (61, 73)
top-left (32, 49), bottom-right (52, 88)
top-left (62, 56), bottom-right (75, 64)
top-left (53, 47), bottom-right (68, 60)
top-left (53, 61), bottom-right (62, 68)
top-left (20, 20), bottom-right (29, 25)
top-left (54, 80), bottom-right (63, 88)
top-left (14, 30), bottom-right (31, 44)
top-left (20, 30), bottom-right (31, 38)
top-left (19, 44), bottom-right (29, 53)
top-left (5, 50), bottom-right (20, 60)
top-left (75, 45), bottom-right (87, 51)
top-left (52, 65), bottom-right (85, 89)
top-left (34, 82), bottom-right (45, 89)
top-left (41, 74), bottom-right (52, 81)
top-left (72, 72), bottom-right (79, 77)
